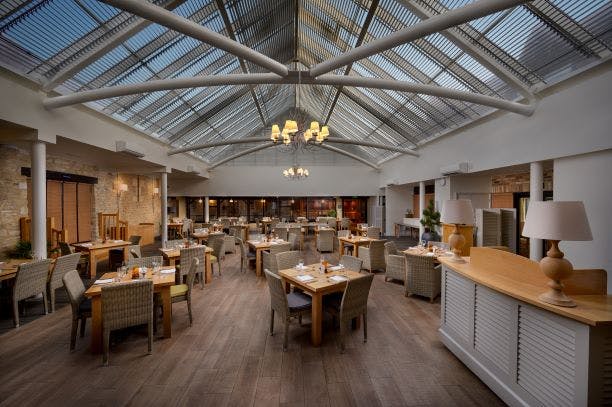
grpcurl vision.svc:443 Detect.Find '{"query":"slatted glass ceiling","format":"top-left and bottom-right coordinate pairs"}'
top-left (0, 0), bottom-right (610, 165)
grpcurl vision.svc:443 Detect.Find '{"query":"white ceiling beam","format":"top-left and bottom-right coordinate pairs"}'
top-left (208, 143), bottom-right (276, 169)
top-left (168, 137), bottom-right (270, 155)
top-left (308, 0), bottom-right (528, 78)
top-left (324, 138), bottom-right (419, 157)
top-left (100, 0), bottom-right (289, 77)
top-left (43, 72), bottom-right (533, 115)
top-left (315, 144), bottom-right (380, 170)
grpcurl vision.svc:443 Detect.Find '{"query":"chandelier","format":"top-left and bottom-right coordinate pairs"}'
top-left (283, 165), bottom-right (309, 180)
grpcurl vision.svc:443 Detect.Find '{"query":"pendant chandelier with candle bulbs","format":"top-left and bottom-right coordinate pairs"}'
top-left (283, 165), bottom-right (309, 180)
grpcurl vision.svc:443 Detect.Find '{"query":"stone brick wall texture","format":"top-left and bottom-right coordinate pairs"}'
top-left (0, 144), bottom-right (161, 255)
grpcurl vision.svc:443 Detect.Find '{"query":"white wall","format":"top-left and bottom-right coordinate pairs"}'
top-left (553, 149), bottom-right (612, 293)
top-left (385, 184), bottom-right (413, 235)
top-left (434, 177), bottom-right (451, 212)
top-left (168, 165), bottom-right (381, 197)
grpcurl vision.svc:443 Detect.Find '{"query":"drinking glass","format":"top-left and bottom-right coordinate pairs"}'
top-left (298, 259), bottom-right (304, 269)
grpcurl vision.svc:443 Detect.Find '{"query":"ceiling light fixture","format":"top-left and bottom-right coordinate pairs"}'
top-left (283, 165), bottom-right (309, 180)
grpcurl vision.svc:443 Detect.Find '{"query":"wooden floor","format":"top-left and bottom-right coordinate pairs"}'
top-left (0, 237), bottom-right (505, 407)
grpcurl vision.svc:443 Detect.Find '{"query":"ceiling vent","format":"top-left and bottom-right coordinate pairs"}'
top-left (440, 162), bottom-right (469, 176)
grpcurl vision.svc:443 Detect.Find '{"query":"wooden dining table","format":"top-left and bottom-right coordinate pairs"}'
top-left (72, 240), bottom-right (131, 279)
top-left (246, 239), bottom-right (286, 277)
top-left (159, 245), bottom-right (213, 284)
top-left (84, 266), bottom-right (175, 353)
top-left (403, 246), bottom-right (450, 261)
top-left (279, 263), bottom-right (366, 346)
top-left (337, 235), bottom-right (375, 257)
top-left (0, 258), bottom-right (55, 282)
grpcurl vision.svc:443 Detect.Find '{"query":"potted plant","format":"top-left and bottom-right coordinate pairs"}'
top-left (327, 209), bottom-right (337, 218)
top-left (420, 200), bottom-right (441, 243)
top-left (7, 240), bottom-right (32, 259)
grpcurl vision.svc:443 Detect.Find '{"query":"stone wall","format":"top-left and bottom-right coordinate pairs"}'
top-left (0, 144), bottom-right (161, 256)
top-left (491, 169), bottom-right (554, 193)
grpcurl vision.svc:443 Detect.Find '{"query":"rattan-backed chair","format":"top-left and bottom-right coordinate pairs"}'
top-left (126, 256), bottom-right (164, 269)
top-left (384, 241), bottom-right (406, 283)
top-left (48, 253), bottom-right (81, 312)
top-left (101, 279), bottom-right (153, 365)
top-left (59, 241), bottom-right (89, 276)
top-left (128, 235), bottom-right (142, 245)
top-left (326, 218), bottom-right (337, 230)
top-left (273, 227), bottom-right (288, 242)
top-left (128, 245), bottom-right (141, 260)
top-left (179, 246), bottom-right (205, 289)
top-left (208, 235), bottom-right (225, 276)
top-left (275, 251), bottom-right (301, 272)
top-left (62, 270), bottom-right (91, 351)
top-left (317, 229), bottom-right (334, 253)
top-left (366, 227), bottom-right (380, 239)
top-left (235, 237), bottom-right (254, 272)
top-left (340, 218), bottom-right (351, 230)
top-left (337, 230), bottom-right (353, 255)
top-left (224, 234), bottom-right (236, 254)
top-left (288, 233), bottom-right (299, 251)
top-left (324, 273), bottom-right (374, 353)
top-left (340, 255), bottom-right (363, 273)
top-left (262, 251), bottom-right (278, 275)
top-left (358, 240), bottom-right (386, 273)
top-left (270, 242), bottom-right (292, 255)
top-left (404, 253), bottom-right (441, 303)
top-left (166, 239), bottom-right (184, 248)
top-left (12, 259), bottom-right (52, 327)
top-left (263, 269), bottom-right (312, 351)
top-left (165, 257), bottom-right (198, 327)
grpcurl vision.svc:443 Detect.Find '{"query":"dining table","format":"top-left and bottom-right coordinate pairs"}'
top-left (279, 263), bottom-right (366, 346)
top-left (0, 258), bottom-right (55, 282)
top-left (337, 235), bottom-right (376, 257)
top-left (72, 240), bottom-right (131, 279)
top-left (192, 230), bottom-right (210, 245)
top-left (84, 266), bottom-right (176, 353)
top-left (159, 245), bottom-right (213, 284)
top-left (246, 239), bottom-right (286, 277)
top-left (403, 246), bottom-right (451, 261)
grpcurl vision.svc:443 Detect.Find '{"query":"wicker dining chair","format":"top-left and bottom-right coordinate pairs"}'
top-left (47, 253), bottom-right (81, 312)
top-left (263, 269), bottom-right (312, 351)
top-left (62, 270), bottom-right (91, 351)
top-left (326, 218), bottom-right (337, 230)
top-left (358, 240), bottom-right (387, 273)
top-left (340, 255), bottom-right (363, 273)
top-left (12, 259), bottom-right (52, 327)
top-left (162, 257), bottom-right (198, 327)
top-left (275, 251), bottom-right (301, 272)
top-left (384, 241), bottom-right (406, 283)
top-left (127, 256), bottom-right (164, 269)
top-left (273, 227), bottom-right (288, 242)
top-left (224, 234), bottom-right (236, 254)
top-left (101, 279), bottom-right (153, 365)
top-left (317, 229), bottom-right (335, 253)
top-left (337, 230), bottom-right (353, 255)
top-left (128, 245), bottom-right (141, 260)
top-left (270, 242), bottom-right (292, 255)
top-left (366, 227), bottom-right (381, 239)
top-left (179, 246), bottom-right (205, 289)
top-left (262, 251), bottom-right (278, 275)
top-left (288, 233), bottom-right (300, 251)
top-left (128, 235), bottom-right (142, 245)
top-left (404, 253), bottom-right (441, 303)
top-left (235, 237), bottom-right (254, 272)
top-left (59, 241), bottom-right (89, 276)
top-left (208, 235), bottom-right (225, 276)
top-left (324, 273), bottom-right (374, 353)
top-left (340, 218), bottom-right (351, 230)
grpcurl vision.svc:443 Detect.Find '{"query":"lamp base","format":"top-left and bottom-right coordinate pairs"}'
top-left (448, 225), bottom-right (465, 263)
top-left (538, 288), bottom-right (577, 308)
top-left (448, 252), bottom-right (466, 263)
top-left (538, 240), bottom-right (576, 308)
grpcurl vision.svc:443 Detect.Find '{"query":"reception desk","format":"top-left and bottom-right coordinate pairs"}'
top-left (439, 248), bottom-right (611, 407)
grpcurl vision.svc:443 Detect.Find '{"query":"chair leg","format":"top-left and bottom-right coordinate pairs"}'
top-left (298, 314), bottom-right (303, 326)
top-left (12, 299), bottom-right (19, 328)
top-left (283, 317), bottom-right (289, 351)
top-left (70, 317), bottom-right (78, 351)
top-left (199, 271), bottom-right (204, 290)
top-left (80, 317), bottom-right (87, 337)
top-left (187, 297), bottom-right (193, 326)
top-left (269, 309), bottom-right (274, 335)
top-left (339, 321), bottom-right (346, 353)
top-left (147, 322), bottom-right (153, 355)
top-left (363, 312), bottom-right (367, 343)
top-left (103, 329), bottom-right (110, 366)
top-left (49, 286), bottom-right (56, 313)
top-left (42, 291), bottom-right (49, 315)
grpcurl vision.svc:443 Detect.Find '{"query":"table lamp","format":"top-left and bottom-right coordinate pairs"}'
top-left (521, 201), bottom-right (592, 307)
top-left (441, 199), bottom-right (474, 263)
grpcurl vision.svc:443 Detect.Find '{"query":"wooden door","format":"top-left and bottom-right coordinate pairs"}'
top-left (77, 183), bottom-right (92, 242)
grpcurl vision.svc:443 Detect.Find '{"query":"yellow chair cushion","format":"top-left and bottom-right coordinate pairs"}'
top-left (210, 255), bottom-right (217, 262)
top-left (170, 284), bottom-right (188, 297)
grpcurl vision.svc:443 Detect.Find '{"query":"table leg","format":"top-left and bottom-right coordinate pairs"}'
top-left (311, 293), bottom-right (323, 346)
top-left (89, 250), bottom-right (98, 279)
top-left (205, 252), bottom-right (212, 284)
top-left (256, 249), bottom-right (262, 277)
top-left (339, 240), bottom-right (345, 256)
top-left (354, 244), bottom-right (359, 258)
top-left (169, 258), bottom-right (176, 267)
top-left (90, 296), bottom-right (102, 353)
top-left (161, 286), bottom-right (172, 338)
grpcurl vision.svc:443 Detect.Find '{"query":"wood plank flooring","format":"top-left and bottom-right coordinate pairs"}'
top-left (0, 237), bottom-right (505, 406)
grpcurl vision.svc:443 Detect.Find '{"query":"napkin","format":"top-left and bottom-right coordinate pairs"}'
top-left (161, 268), bottom-right (176, 274)
top-left (328, 265), bottom-right (344, 272)
top-left (328, 275), bottom-right (348, 282)
top-left (296, 275), bottom-right (315, 282)
top-left (81, 243), bottom-right (93, 247)
top-left (94, 278), bottom-right (113, 284)
top-left (426, 252), bottom-right (436, 257)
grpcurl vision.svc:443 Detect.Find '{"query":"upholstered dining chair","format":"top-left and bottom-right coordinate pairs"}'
top-left (340, 255), bottom-right (363, 273)
top-left (127, 256), bottom-right (164, 269)
top-left (12, 259), bottom-right (52, 327)
top-left (264, 269), bottom-right (312, 351)
top-left (317, 229), bottom-right (334, 253)
top-left (384, 241), bottom-right (406, 283)
top-left (62, 270), bottom-right (91, 351)
top-left (179, 246), bottom-right (205, 289)
top-left (47, 253), bottom-right (81, 312)
top-left (101, 279), bottom-right (153, 366)
top-left (358, 240), bottom-right (386, 273)
top-left (404, 253), bottom-right (441, 303)
top-left (324, 273), bottom-right (374, 353)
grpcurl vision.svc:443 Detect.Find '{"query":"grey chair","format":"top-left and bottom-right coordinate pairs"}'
top-left (405, 253), bottom-right (441, 303)
top-left (101, 279), bottom-right (153, 365)
top-left (275, 251), bottom-right (301, 272)
top-left (324, 273), bottom-right (374, 353)
top-left (126, 256), bottom-right (164, 269)
top-left (337, 230), bottom-right (353, 255)
top-left (163, 258), bottom-right (198, 327)
top-left (264, 269), bottom-right (312, 351)
top-left (128, 245), bottom-right (141, 260)
top-left (165, 239), bottom-right (184, 249)
top-left (288, 233), bottom-right (300, 251)
top-left (12, 259), bottom-right (52, 327)
top-left (128, 235), bottom-right (142, 245)
top-left (270, 242), bottom-right (292, 255)
top-left (288, 227), bottom-right (302, 246)
top-left (59, 241), bottom-right (89, 275)
top-left (179, 246), bottom-right (205, 289)
top-left (340, 255), bottom-right (363, 273)
top-left (47, 253), bottom-right (81, 312)
top-left (340, 218), bottom-right (351, 230)
top-left (273, 227), bottom-right (288, 242)
top-left (235, 237), bottom-right (252, 272)
top-left (62, 270), bottom-right (91, 351)
top-left (358, 240), bottom-right (387, 273)
top-left (384, 241), bottom-right (406, 283)
top-left (224, 234), bottom-right (236, 254)
top-left (366, 227), bottom-right (380, 239)
top-left (317, 229), bottom-right (334, 253)
top-left (262, 251), bottom-right (278, 275)
top-left (326, 218), bottom-right (337, 230)
top-left (209, 235), bottom-right (225, 275)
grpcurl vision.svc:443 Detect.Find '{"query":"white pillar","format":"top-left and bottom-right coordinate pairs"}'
top-left (31, 141), bottom-right (47, 259)
top-left (161, 172), bottom-right (168, 248)
top-left (419, 181), bottom-right (426, 240)
top-left (204, 196), bottom-right (210, 222)
top-left (529, 161), bottom-right (544, 260)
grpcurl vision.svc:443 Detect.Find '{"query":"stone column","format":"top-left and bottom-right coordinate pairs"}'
top-left (419, 181), bottom-right (425, 240)
top-left (31, 140), bottom-right (47, 259)
top-left (529, 161), bottom-right (544, 260)
top-left (161, 172), bottom-right (168, 248)
top-left (204, 196), bottom-right (210, 222)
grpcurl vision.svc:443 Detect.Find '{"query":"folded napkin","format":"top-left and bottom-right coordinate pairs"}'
top-left (328, 265), bottom-right (344, 272)
top-left (94, 278), bottom-right (113, 284)
top-left (81, 243), bottom-right (93, 247)
top-left (114, 240), bottom-right (123, 243)
top-left (161, 268), bottom-right (176, 274)
top-left (296, 275), bottom-right (315, 282)
top-left (328, 275), bottom-right (348, 282)
top-left (425, 252), bottom-right (436, 257)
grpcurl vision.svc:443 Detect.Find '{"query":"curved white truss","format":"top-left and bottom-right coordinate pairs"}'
top-left (207, 143), bottom-right (275, 170)
top-left (315, 144), bottom-right (380, 171)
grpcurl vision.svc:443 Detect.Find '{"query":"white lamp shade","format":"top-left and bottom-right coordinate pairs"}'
top-left (119, 183), bottom-right (128, 192)
top-left (522, 201), bottom-right (592, 241)
top-left (441, 199), bottom-right (473, 225)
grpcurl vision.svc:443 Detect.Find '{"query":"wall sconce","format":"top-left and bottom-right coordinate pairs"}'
top-left (119, 183), bottom-right (128, 192)
top-left (198, 198), bottom-right (203, 203)
top-left (153, 187), bottom-right (159, 195)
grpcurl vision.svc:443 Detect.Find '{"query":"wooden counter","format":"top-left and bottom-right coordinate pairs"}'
top-left (439, 247), bottom-right (611, 407)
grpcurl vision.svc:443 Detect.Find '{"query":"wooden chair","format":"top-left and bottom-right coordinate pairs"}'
top-left (263, 269), bottom-right (312, 351)
top-left (47, 253), bottom-right (81, 312)
top-left (565, 269), bottom-right (607, 295)
top-left (404, 253), bottom-right (441, 303)
top-left (317, 229), bottom-right (334, 253)
top-left (340, 255), bottom-right (362, 273)
top-left (358, 240), bottom-right (386, 273)
top-left (179, 246), bottom-right (205, 290)
top-left (384, 241), bottom-right (406, 283)
top-left (12, 259), bottom-right (52, 327)
top-left (324, 273), bottom-right (374, 353)
top-left (62, 270), bottom-right (91, 351)
top-left (101, 279), bottom-right (153, 366)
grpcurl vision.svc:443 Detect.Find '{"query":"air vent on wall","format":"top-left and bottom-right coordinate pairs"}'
top-left (440, 162), bottom-right (469, 176)
top-left (115, 140), bottom-right (145, 158)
